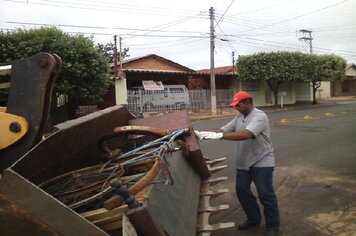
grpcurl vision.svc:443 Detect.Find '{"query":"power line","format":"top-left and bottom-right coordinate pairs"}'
top-left (0, 27), bottom-right (116, 36)
top-left (216, 13), bottom-right (296, 36)
top-left (234, 0), bottom-right (295, 15)
top-left (215, 0), bottom-right (236, 28)
top-left (237, 0), bottom-right (352, 34)
top-left (215, 24), bottom-right (238, 53)
top-left (1, 0), bottom-right (203, 18)
top-left (5, 21), bottom-right (209, 36)
top-left (124, 11), bottom-right (207, 38)
top-left (1, 1), bottom-right (355, 64)
top-left (2, 24), bottom-right (355, 58)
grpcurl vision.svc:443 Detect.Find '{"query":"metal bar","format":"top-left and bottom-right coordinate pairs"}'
top-left (202, 176), bottom-right (228, 186)
top-left (197, 156), bottom-right (235, 235)
top-left (198, 204), bottom-right (230, 213)
top-left (208, 165), bottom-right (227, 174)
top-left (205, 157), bottom-right (227, 167)
top-left (0, 65), bottom-right (11, 75)
top-left (0, 82), bottom-right (11, 89)
top-left (197, 222), bottom-right (236, 233)
top-left (200, 189), bottom-right (229, 199)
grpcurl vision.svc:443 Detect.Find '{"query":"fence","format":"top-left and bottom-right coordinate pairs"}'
top-left (58, 87), bottom-right (117, 120)
top-left (127, 89), bottom-right (234, 114)
top-left (58, 89), bottom-right (235, 120)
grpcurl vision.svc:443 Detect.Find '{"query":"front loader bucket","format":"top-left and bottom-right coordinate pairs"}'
top-left (0, 106), bottom-right (234, 235)
top-left (0, 106), bottom-right (133, 236)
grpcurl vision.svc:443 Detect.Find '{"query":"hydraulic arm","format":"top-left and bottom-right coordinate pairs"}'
top-left (0, 53), bottom-right (62, 171)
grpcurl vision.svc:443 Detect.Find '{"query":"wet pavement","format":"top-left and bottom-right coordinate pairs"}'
top-left (208, 165), bottom-right (356, 236)
top-left (189, 96), bottom-right (356, 236)
top-left (142, 96), bottom-right (356, 235)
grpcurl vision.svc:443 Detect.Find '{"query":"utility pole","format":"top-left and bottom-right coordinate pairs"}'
top-left (232, 51), bottom-right (235, 69)
top-left (113, 35), bottom-right (118, 78)
top-left (209, 7), bottom-right (217, 116)
top-left (298, 29), bottom-right (313, 54)
top-left (119, 36), bottom-right (123, 72)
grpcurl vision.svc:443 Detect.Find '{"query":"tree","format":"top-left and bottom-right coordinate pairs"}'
top-left (304, 54), bottom-right (345, 104)
top-left (96, 41), bottom-right (130, 64)
top-left (0, 27), bottom-right (112, 103)
top-left (237, 51), bottom-right (307, 105)
top-left (237, 51), bottom-right (346, 105)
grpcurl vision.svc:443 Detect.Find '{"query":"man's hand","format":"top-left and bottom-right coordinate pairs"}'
top-left (194, 130), bottom-right (223, 140)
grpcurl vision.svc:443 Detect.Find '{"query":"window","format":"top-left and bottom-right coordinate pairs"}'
top-left (170, 88), bottom-right (184, 93)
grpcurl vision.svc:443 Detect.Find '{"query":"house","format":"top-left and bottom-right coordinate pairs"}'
top-left (195, 65), bottom-right (312, 107)
top-left (192, 66), bottom-right (239, 90)
top-left (331, 63), bottom-right (356, 96)
top-left (112, 54), bottom-right (196, 105)
top-left (114, 54), bottom-right (196, 89)
top-left (317, 63), bottom-right (356, 99)
top-left (112, 55), bottom-right (240, 105)
top-left (111, 54), bottom-right (320, 108)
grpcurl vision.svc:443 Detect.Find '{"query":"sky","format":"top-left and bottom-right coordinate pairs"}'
top-left (1, 0), bottom-right (355, 70)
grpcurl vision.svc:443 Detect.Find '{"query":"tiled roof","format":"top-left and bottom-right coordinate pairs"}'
top-left (114, 54), bottom-right (195, 72)
top-left (123, 69), bottom-right (201, 75)
top-left (346, 63), bottom-right (356, 69)
top-left (197, 65), bottom-right (237, 74)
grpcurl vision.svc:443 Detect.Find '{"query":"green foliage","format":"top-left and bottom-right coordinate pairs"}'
top-left (237, 51), bottom-right (345, 83)
top-left (96, 41), bottom-right (130, 63)
top-left (238, 51), bottom-right (310, 82)
top-left (306, 53), bottom-right (345, 104)
top-left (0, 27), bottom-right (112, 102)
top-left (316, 54), bottom-right (346, 81)
top-left (237, 51), bottom-right (346, 104)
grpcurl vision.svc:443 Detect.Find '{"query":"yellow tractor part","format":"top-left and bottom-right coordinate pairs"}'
top-left (0, 111), bottom-right (29, 149)
top-left (0, 53), bottom-right (61, 171)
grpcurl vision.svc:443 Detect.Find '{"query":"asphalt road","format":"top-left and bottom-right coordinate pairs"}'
top-left (192, 101), bottom-right (356, 236)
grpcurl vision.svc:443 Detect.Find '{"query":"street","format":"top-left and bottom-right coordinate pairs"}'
top-left (192, 102), bottom-right (356, 236)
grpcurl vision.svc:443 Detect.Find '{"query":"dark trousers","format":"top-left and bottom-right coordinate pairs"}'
top-left (236, 167), bottom-right (280, 229)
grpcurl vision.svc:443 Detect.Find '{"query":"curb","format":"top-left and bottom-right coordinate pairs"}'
top-left (189, 99), bottom-right (356, 121)
top-left (141, 98), bottom-right (355, 122)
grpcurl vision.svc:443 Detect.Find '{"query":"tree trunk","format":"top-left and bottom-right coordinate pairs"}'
top-left (311, 81), bottom-right (321, 105)
top-left (273, 90), bottom-right (279, 105)
top-left (267, 80), bottom-right (283, 106)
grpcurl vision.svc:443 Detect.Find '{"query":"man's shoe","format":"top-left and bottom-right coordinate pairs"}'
top-left (237, 220), bottom-right (260, 230)
top-left (264, 228), bottom-right (279, 236)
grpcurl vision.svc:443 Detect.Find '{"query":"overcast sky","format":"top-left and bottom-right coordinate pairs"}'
top-left (1, 0), bottom-right (355, 70)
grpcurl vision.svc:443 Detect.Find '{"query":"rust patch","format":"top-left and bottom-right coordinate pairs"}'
top-left (0, 194), bottom-right (60, 236)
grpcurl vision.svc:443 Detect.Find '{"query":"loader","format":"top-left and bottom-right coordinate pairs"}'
top-left (0, 53), bottom-right (234, 235)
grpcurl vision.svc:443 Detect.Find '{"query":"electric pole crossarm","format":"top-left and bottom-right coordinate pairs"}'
top-left (298, 29), bottom-right (313, 54)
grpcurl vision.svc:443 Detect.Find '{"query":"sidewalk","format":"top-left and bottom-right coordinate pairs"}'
top-left (188, 96), bottom-right (356, 121)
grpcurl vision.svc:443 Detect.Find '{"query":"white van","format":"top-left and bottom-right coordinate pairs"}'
top-left (129, 85), bottom-right (190, 112)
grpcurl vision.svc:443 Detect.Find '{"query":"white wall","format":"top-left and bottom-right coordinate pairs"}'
top-left (346, 66), bottom-right (356, 77)
top-left (318, 82), bottom-right (331, 100)
top-left (295, 82), bottom-right (312, 102)
top-left (115, 78), bottom-right (128, 105)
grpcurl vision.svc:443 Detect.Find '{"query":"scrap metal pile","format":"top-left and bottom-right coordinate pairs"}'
top-left (38, 126), bottom-right (188, 231)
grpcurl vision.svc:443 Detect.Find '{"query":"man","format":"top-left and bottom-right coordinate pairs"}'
top-left (195, 91), bottom-right (280, 236)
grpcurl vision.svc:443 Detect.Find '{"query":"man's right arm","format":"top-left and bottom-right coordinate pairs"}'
top-left (221, 129), bottom-right (254, 141)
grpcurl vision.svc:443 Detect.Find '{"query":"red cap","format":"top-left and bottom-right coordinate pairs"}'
top-left (229, 91), bottom-right (252, 107)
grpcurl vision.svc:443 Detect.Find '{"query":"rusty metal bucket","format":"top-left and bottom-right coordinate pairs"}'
top-left (0, 106), bottom-right (233, 235)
